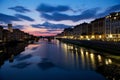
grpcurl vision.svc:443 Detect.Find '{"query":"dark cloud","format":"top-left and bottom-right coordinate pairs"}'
top-left (13, 25), bottom-right (24, 29)
top-left (40, 4), bottom-right (120, 22)
top-left (15, 14), bottom-right (34, 21)
top-left (8, 6), bottom-right (31, 13)
top-left (47, 29), bottom-right (62, 32)
top-left (36, 3), bottom-right (71, 13)
top-left (97, 4), bottom-right (120, 18)
top-left (41, 8), bottom-right (99, 22)
top-left (0, 13), bottom-right (21, 23)
top-left (32, 22), bottom-right (71, 29)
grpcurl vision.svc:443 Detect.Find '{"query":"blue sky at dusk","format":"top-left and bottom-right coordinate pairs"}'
top-left (0, 0), bottom-right (120, 36)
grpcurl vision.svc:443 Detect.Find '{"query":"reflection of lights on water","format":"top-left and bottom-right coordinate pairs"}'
top-left (90, 53), bottom-right (96, 69)
top-left (70, 46), bottom-right (73, 49)
top-left (90, 53), bottom-right (94, 59)
top-left (105, 59), bottom-right (112, 65)
top-left (64, 44), bottom-right (67, 49)
top-left (105, 59), bottom-right (109, 65)
top-left (86, 51), bottom-right (90, 69)
top-left (75, 48), bottom-right (77, 51)
top-left (80, 48), bottom-right (85, 68)
top-left (98, 55), bottom-right (102, 62)
top-left (76, 51), bottom-right (79, 69)
top-left (80, 48), bottom-right (84, 54)
top-left (86, 51), bottom-right (88, 55)
top-left (108, 59), bottom-right (112, 64)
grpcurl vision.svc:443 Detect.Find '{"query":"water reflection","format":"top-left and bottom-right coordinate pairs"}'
top-left (11, 62), bottom-right (31, 69)
top-left (0, 40), bottom-right (118, 80)
top-left (0, 43), bottom-right (28, 67)
top-left (61, 42), bottom-right (113, 70)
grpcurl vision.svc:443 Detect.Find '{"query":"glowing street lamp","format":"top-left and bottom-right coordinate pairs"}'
top-left (109, 34), bottom-right (112, 38)
top-left (99, 35), bottom-right (102, 38)
top-left (91, 35), bottom-right (95, 39)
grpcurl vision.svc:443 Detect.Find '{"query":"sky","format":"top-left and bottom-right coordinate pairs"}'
top-left (0, 0), bottom-right (120, 36)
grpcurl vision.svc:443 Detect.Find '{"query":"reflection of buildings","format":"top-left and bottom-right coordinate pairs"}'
top-left (0, 43), bottom-right (27, 67)
top-left (61, 43), bottom-right (112, 70)
top-left (56, 12), bottom-right (120, 41)
top-left (0, 24), bottom-right (38, 43)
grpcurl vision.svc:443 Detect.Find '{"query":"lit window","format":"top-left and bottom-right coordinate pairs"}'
top-left (109, 34), bottom-right (113, 38)
top-left (91, 35), bottom-right (95, 38)
top-left (114, 17), bottom-right (116, 20)
top-left (99, 35), bottom-right (102, 38)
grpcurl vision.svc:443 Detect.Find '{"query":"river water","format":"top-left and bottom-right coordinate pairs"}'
top-left (0, 39), bottom-right (116, 80)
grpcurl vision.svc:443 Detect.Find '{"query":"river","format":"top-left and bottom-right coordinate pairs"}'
top-left (0, 39), bottom-right (118, 80)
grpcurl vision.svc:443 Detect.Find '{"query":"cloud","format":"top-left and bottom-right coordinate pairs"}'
top-left (13, 25), bottom-right (24, 29)
top-left (32, 22), bottom-right (71, 29)
top-left (106, 4), bottom-right (120, 13)
top-left (8, 6), bottom-right (31, 13)
top-left (15, 14), bottom-right (34, 21)
top-left (97, 4), bottom-right (120, 18)
top-left (0, 13), bottom-right (21, 23)
top-left (36, 3), bottom-right (72, 13)
top-left (41, 8), bottom-right (99, 22)
top-left (40, 4), bottom-right (120, 22)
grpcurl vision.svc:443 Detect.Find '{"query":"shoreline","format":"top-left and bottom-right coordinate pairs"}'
top-left (57, 38), bottom-right (120, 63)
top-left (57, 38), bottom-right (120, 55)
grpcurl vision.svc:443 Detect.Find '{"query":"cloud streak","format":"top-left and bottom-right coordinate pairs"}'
top-left (32, 22), bottom-right (71, 29)
top-left (8, 6), bottom-right (31, 13)
top-left (36, 3), bottom-right (72, 13)
top-left (41, 8), bottom-right (100, 22)
top-left (15, 14), bottom-right (35, 21)
top-left (0, 13), bottom-right (21, 23)
top-left (39, 4), bottom-right (120, 22)
top-left (97, 4), bottom-right (120, 18)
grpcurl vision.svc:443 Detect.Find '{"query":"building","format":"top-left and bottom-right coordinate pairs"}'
top-left (8, 24), bottom-right (13, 32)
top-left (62, 28), bottom-right (73, 39)
top-left (73, 24), bottom-right (82, 39)
top-left (3, 29), bottom-right (12, 42)
top-left (73, 22), bottom-right (89, 40)
top-left (105, 12), bottom-right (120, 41)
top-left (91, 17), bottom-right (105, 40)
top-left (56, 11), bottom-right (120, 42)
top-left (0, 23), bottom-right (37, 43)
top-left (80, 23), bottom-right (89, 40)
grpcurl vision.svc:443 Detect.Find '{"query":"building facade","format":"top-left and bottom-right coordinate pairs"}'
top-left (57, 12), bottom-right (120, 42)
top-left (0, 24), bottom-right (37, 43)
top-left (105, 12), bottom-right (120, 41)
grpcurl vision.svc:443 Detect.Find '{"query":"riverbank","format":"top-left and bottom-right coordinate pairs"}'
top-left (57, 38), bottom-right (120, 55)
top-left (57, 38), bottom-right (120, 62)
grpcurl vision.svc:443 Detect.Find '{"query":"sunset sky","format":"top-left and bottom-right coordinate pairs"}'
top-left (0, 0), bottom-right (120, 36)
